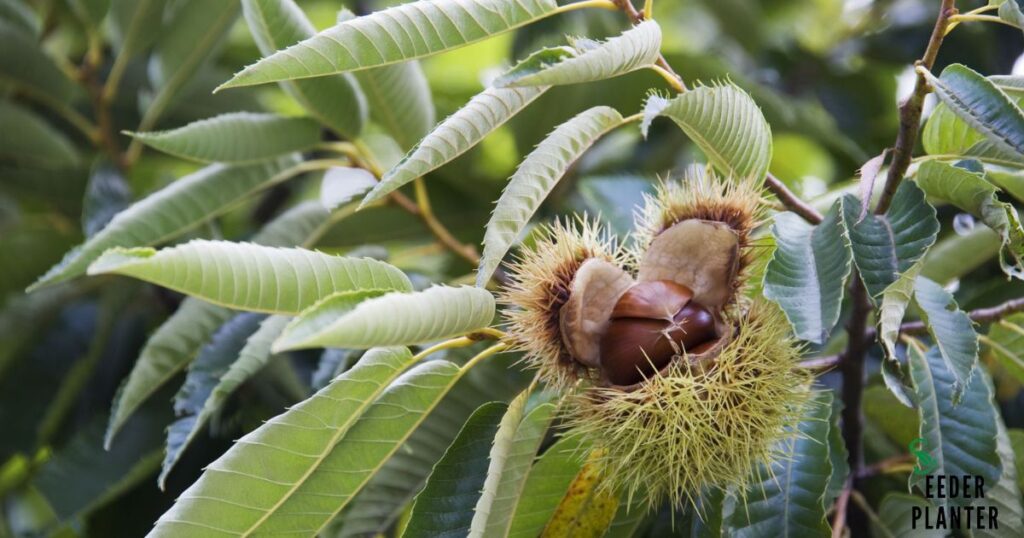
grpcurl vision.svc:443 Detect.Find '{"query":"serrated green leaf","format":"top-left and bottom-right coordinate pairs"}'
top-left (320, 166), bottom-right (377, 211)
top-left (921, 64), bottom-right (1024, 160)
top-left (221, 0), bottom-right (560, 89)
top-left (88, 240), bottom-right (412, 314)
top-left (0, 19), bottom-right (82, 105)
top-left (876, 260), bottom-right (922, 407)
top-left (913, 278), bottom-right (979, 399)
top-left (105, 299), bottom-right (236, 449)
top-left (276, 285), bottom-right (495, 350)
top-left (241, 0), bottom-right (367, 138)
top-left (642, 83), bottom-right (773, 180)
top-left (336, 353), bottom-right (530, 538)
top-left (970, 387), bottom-right (1024, 538)
top-left (477, 106), bottom-right (625, 285)
top-left (921, 75), bottom-right (1024, 159)
top-left (841, 181), bottom-right (938, 300)
top-left (825, 396), bottom-right (849, 506)
top-left (908, 345), bottom-right (1001, 507)
top-left (764, 200), bottom-right (851, 344)
top-left (129, 113), bottom-right (322, 163)
top-left (916, 160), bottom-right (1024, 279)
top-left (404, 402), bottom-right (508, 538)
top-left (985, 314), bottom-right (1024, 384)
top-left (495, 20), bottom-right (661, 88)
top-left (0, 101), bottom-right (79, 169)
top-left (30, 156), bottom-right (301, 290)
top-left (356, 60), bottom-right (436, 151)
top-left (470, 392), bottom-right (556, 538)
top-left (362, 86), bottom-right (548, 207)
top-left (160, 312), bottom-right (267, 487)
top-left (149, 347), bottom-right (462, 537)
top-left (508, 435), bottom-right (588, 538)
top-left (729, 391), bottom-right (833, 537)
top-left (107, 202), bottom-right (332, 450)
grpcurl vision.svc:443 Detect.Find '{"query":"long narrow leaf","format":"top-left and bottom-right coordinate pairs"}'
top-left (148, 347), bottom-right (453, 537)
top-left (362, 86), bottom-right (548, 206)
top-left (129, 113), bottom-right (322, 163)
top-left (477, 106), bottom-right (625, 285)
top-left (219, 0), bottom-right (561, 89)
top-left (30, 156), bottom-right (301, 291)
top-left (494, 20), bottom-right (661, 88)
top-left (241, 0), bottom-right (367, 138)
top-left (642, 83), bottom-right (772, 180)
top-left (87, 240), bottom-right (413, 314)
top-left (275, 285), bottom-right (496, 350)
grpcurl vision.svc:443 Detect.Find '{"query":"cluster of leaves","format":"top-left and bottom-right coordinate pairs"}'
top-left (3, 0), bottom-right (1024, 537)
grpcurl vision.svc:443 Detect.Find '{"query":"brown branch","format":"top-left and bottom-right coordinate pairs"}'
top-left (766, 173), bottom-right (824, 224)
top-left (900, 296), bottom-right (1024, 335)
top-left (612, 0), bottom-right (687, 91)
top-left (838, 276), bottom-right (872, 535)
top-left (874, 0), bottom-right (957, 215)
top-left (800, 354), bottom-right (841, 371)
top-left (857, 454), bottom-right (913, 479)
top-left (831, 479), bottom-right (852, 538)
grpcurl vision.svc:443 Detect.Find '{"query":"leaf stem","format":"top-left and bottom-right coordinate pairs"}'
top-left (874, 0), bottom-right (957, 215)
top-left (343, 139), bottom-right (483, 268)
top-left (553, 0), bottom-right (620, 15)
top-left (611, 0), bottom-right (687, 92)
top-left (461, 342), bottom-right (510, 371)
top-left (946, 13), bottom-right (1015, 34)
top-left (412, 336), bottom-right (478, 361)
top-left (414, 177), bottom-right (481, 266)
top-left (649, 64), bottom-right (684, 93)
top-left (900, 296), bottom-right (1024, 334)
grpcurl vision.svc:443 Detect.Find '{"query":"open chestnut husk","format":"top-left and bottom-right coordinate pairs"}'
top-left (599, 280), bottom-right (717, 386)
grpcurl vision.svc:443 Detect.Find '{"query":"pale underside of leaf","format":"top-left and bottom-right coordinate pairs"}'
top-left (29, 156), bottom-right (301, 291)
top-left (241, 0), bottom-right (367, 138)
top-left (220, 0), bottom-right (561, 89)
top-left (355, 59), bottom-right (436, 151)
top-left (276, 285), bottom-right (496, 350)
top-left (87, 240), bottom-right (412, 314)
top-left (104, 202), bottom-right (334, 448)
top-left (129, 112), bottom-right (322, 163)
top-left (643, 83), bottom-right (773, 181)
top-left (763, 200), bottom-right (851, 344)
top-left (921, 63), bottom-right (1024, 159)
top-left (363, 85), bottom-right (548, 207)
top-left (495, 20), bottom-right (661, 88)
top-left (476, 106), bottom-right (625, 285)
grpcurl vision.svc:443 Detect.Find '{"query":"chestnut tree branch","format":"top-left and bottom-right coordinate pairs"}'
top-left (900, 296), bottom-right (1024, 335)
top-left (765, 173), bottom-right (824, 224)
top-left (874, 0), bottom-right (957, 215)
top-left (612, 0), bottom-right (687, 91)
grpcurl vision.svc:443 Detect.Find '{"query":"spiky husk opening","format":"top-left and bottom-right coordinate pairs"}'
top-left (500, 217), bottom-right (625, 389)
top-left (564, 300), bottom-right (810, 509)
top-left (631, 166), bottom-right (766, 287)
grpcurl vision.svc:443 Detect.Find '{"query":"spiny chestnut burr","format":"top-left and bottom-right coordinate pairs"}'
top-left (599, 280), bottom-right (716, 386)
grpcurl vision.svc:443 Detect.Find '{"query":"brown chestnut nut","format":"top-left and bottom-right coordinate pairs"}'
top-left (599, 280), bottom-right (717, 386)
